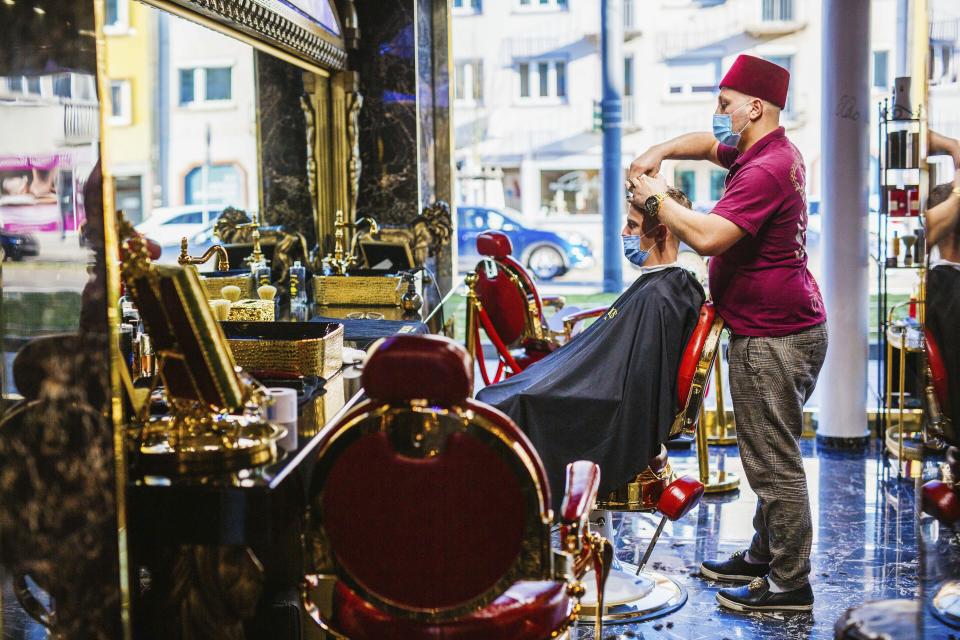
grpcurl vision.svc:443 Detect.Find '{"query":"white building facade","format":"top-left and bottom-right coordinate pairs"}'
top-left (453, 0), bottom-right (901, 222)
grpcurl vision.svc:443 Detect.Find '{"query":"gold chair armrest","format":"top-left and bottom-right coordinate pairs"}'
top-left (562, 306), bottom-right (609, 340)
top-left (541, 295), bottom-right (566, 311)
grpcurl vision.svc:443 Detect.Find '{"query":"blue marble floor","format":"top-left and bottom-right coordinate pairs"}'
top-left (573, 440), bottom-right (922, 640)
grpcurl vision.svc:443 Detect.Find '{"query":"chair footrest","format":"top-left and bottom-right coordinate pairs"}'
top-left (596, 464), bottom-right (675, 511)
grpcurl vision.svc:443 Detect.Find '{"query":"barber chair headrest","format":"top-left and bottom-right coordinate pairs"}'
top-left (677, 303), bottom-right (718, 408)
top-left (362, 335), bottom-right (474, 405)
top-left (477, 231), bottom-right (513, 259)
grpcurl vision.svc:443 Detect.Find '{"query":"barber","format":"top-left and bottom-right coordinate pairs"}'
top-left (627, 55), bottom-right (826, 613)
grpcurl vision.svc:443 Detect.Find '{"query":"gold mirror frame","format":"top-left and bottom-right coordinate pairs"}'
top-left (140, 0), bottom-right (346, 76)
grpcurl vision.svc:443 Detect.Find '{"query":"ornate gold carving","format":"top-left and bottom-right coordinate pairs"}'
top-left (215, 207), bottom-right (311, 293)
top-left (345, 73), bottom-right (363, 221)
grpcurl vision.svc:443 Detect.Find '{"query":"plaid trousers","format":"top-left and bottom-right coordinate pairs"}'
top-left (727, 323), bottom-right (828, 590)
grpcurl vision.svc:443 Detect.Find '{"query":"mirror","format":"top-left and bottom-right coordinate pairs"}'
top-left (0, 0), bottom-right (125, 636)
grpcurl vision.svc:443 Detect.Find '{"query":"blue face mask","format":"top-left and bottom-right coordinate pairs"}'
top-left (712, 101), bottom-right (751, 147)
top-left (623, 229), bottom-right (662, 267)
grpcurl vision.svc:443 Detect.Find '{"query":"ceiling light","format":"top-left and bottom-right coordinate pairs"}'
top-left (33, 5), bottom-right (44, 14)
top-left (2, 1), bottom-right (16, 6)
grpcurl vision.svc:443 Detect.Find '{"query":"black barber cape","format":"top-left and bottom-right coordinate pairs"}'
top-left (928, 264), bottom-right (960, 425)
top-left (476, 266), bottom-right (704, 511)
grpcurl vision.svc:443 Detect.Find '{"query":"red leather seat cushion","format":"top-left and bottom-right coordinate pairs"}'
top-left (677, 303), bottom-right (717, 409)
top-left (334, 580), bottom-right (572, 640)
top-left (363, 335), bottom-right (473, 405)
top-left (477, 231), bottom-right (513, 258)
top-left (322, 430), bottom-right (527, 610)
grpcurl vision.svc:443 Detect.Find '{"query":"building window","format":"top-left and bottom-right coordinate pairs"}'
top-left (624, 56), bottom-right (634, 97)
top-left (52, 74), bottom-right (72, 99)
top-left (184, 164), bottom-right (244, 206)
top-left (666, 59), bottom-right (720, 96)
top-left (455, 60), bottom-right (484, 103)
top-left (542, 169), bottom-right (599, 215)
top-left (763, 55), bottom-right (794, 114)
top-left (179, 66), bottom-right (233, 106)
top-left (674, 169), bottom-right (696, 202)
top-left (762, 0), bottom-right (793, 21)
top-left (710, 170), bottom-right (726, 201)
top-left (104, 0), bottom-right (130, 32)
top-left (453, 0), bottom-right (482, 13)
top-left (114, 175), bottom-right (144, 224)
top-left (873, 50), bottom-right (889, 89)
top-left (109, 79), bottom-right (132, 126)
top-left (517, 0), bottom-right (568, 10)
top-left (516, 60), bottom-right (568, 102)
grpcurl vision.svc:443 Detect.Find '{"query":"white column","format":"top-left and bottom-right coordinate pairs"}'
top-left (818, 0), bottom-right (871, 443)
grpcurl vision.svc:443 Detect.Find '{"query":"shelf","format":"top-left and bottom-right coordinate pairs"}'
top-left (883, 264), bottom-right (924, 270)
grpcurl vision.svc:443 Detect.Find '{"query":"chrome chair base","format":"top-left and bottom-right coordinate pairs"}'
top-left (579, 564), bottom-right (686, 625)
top-left (932, 581), bottom-right (960, 629)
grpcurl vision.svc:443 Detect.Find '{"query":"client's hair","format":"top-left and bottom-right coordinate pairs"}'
top-left (667, 188), bottom-right (692, 209)
top-left (929, 183), bottom-right (953, 209)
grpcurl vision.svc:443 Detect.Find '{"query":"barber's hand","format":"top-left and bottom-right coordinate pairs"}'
top-left (625, 173), bottom-right (669, 208)
top-left (629, 147), bottom-right (664, 179)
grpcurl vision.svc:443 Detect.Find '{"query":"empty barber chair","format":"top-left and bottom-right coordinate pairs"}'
top-left (579, 303), bottom-right (723, 624)
top-left (465, 231), bottom-right (607, 384)
top-left (301, 334), bottom-right (613, 639)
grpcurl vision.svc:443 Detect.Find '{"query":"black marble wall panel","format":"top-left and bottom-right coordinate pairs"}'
top-left (255, 51), bottom-right (316, 249)
top-left (0, 3), bottom-right (123, 636)
top-left (353, 0), bottom-right (419, 226)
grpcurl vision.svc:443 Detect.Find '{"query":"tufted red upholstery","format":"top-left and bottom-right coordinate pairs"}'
top-left (334, 580), bottom-right (572, 640)
top-left (676, 303), bottom-right (717, 409)
top-left (926, 329), bottom-right (950, 415)
top-left (477, 231), bottom-right (513, 258)
top-left (362, 335), bottom-right (473, 405)
top-left (657, 476), bottom-right (704, 521)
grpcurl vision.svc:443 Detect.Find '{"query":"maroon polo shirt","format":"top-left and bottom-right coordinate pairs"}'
top-left (708, 127), bottom-right (826, 337)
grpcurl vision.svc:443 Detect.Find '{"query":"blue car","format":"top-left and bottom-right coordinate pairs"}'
top-left (458, 206), bottom-right (593, 280)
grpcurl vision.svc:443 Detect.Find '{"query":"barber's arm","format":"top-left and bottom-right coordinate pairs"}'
top-left (928, 129), bottom-right (960, 168)
top-left (630, 133), bottom-right (725, 178)
top-left (927, 173), bottom-right (960, 246)
top-left (627, 174), bottom-right (746, 256)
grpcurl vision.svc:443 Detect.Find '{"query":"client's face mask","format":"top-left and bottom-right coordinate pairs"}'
top-left (712, 101), bottom-right (752, 147)
top-left (622, 225), bottom-right (662, 267)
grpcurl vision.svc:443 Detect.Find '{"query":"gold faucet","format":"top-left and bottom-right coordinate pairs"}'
top-left (234, 210), bottom-right (266, 266)
top-left (179, 237), bottom-right (230, 271)
top-left (322, 211), bottom-right (380, 276)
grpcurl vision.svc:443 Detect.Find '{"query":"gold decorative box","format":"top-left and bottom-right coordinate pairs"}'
top-left (313, 274), bottom-right (403, 306)
top-left (221, 321), bottom-right (344, 378)
top-left (228, 299), bottom-right (275, 322)
top-left (200, 271), bottom-right (255, 300)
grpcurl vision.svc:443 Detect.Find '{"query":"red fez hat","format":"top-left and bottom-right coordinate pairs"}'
top-left (719, 54), bottom-right (790, 109)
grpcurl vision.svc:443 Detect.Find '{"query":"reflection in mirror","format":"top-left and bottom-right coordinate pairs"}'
top-left (0, 0), bottom-right (124, 637)
top-left (924, 1), bottom-right (960, 633)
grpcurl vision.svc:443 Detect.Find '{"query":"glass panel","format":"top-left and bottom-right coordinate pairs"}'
top-left (519, 62), bottom-right (529, 97)
top-left (106, 0), bottom-right (119, 26)
top-left (556, 61), bottom-right (566, 98)
top-left (183, 164), bottom-right (244, 206)
top-left (538, 62), bottom-right (549, 97)
top-left (623, 56), bottom-right (633, 97)
top-left (205, 67), bottom-right (231, 101)
top-left (873, 50), bottom-right (889, 88)
top-left (0, 0), bottom-right (123, 635)
top-left (178, 68), bottom-right (194, 105)
top-left (710, 170), bottom-right (726, 201)
top-left (473, 61), bottom-right (484, 101)
top-left (278, 0), bottom-right (342, 35)
top-left (455, 62), bottom-right (465, 99)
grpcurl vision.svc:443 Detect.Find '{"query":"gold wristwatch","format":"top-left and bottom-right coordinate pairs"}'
top-left (643, 191), bottom-right (669, 217)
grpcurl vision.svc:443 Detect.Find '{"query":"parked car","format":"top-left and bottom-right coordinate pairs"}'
top-left (135, 205), bottom-right (223, 248)
top-left (0, 230), bottom-right (39, 261)
top-left (458, 206), bottom-right (593, 280)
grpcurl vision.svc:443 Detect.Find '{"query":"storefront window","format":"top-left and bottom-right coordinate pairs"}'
top-left (184, 164), bottom-right (243, 206)
top-left (540, 169), bottom-right (599, 215)
top-left (674, 169), bottom-right (696, 202)
top-left (710, 169), bottom-right (726, 201)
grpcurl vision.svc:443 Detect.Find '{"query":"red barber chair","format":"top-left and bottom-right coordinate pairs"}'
top-left (464, 231), bottom-right (607, 384)
top-left (301, 334), bottom-right (614, 639)
top-left (580, 303), bottom-right (722, 625)
top-left (922, 330), bottom-right (960, 629)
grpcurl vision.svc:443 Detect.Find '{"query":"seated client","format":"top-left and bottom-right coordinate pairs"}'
top-left (476, 189), bottom-right (705, 508)
top-left (926, 180), bottom-right (960, 423)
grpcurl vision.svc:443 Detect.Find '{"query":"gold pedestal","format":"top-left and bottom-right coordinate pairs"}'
top-left (704, 410), bottom-right (737, 446)
top-left (137, 412), bottom-right (285, 476)
top-left (703, 469), bottom-right (740, 494)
